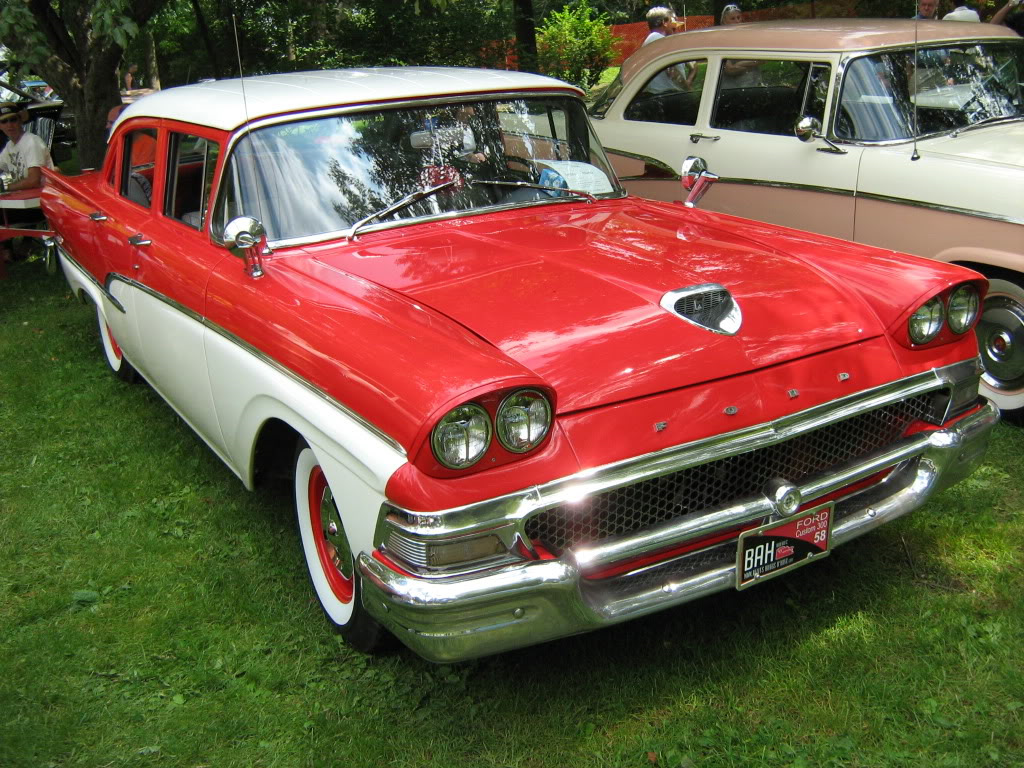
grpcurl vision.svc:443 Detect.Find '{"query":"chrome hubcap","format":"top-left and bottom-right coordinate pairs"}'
top-left (978, 295), bottom-right (1024, 392)
top-left (319, 486), bottom-right (353, 581)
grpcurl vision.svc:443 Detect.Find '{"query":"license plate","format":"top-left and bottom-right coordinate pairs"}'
top-left (736, 503), bottom-right (833, 590)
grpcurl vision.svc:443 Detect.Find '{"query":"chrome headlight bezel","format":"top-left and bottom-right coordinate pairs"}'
top-left (431, 403), bottom-right (492, 469)
top-left (947, 284), bottom-right (980, 335)
top-left (495, 388), bottom-right (552, 454)
top-left (908, 297), bottom-right (945, 345)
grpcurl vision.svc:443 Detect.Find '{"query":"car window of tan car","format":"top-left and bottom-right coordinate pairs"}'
top-left (623, 59), bottom-right (708, 126)
top-left (712, 60), bottom-right (831, 137)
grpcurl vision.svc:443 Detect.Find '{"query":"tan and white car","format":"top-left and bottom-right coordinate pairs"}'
top-left (592, 19), bottom-right (1024, 422)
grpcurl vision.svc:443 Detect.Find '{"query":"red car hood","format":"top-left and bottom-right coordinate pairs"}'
top-left (305, 202), bottom-right (884, 413)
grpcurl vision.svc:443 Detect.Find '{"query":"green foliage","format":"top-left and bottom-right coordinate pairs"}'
top-left (537, 0), bottom-right (619, 91)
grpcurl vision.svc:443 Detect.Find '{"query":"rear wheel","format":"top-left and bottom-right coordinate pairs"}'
top-left (977, 276), bottom-right (1024, 425)
top-left (293, 442), bottom-right (390, 652)
top-left (95, 303), bottom-right (137, 383)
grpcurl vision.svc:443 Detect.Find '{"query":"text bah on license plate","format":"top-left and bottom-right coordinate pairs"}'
top-left (736, 502), bottom-right (833, 590)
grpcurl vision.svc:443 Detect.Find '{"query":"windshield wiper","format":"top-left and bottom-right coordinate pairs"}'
top-left (950, 113), bottom-right (1024, 137)
top-left (469, 179), bottom-right (598, 203)
top-left (344, 179), bottom-right (457, 240)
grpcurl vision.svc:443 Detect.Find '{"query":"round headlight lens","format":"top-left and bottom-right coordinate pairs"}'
top-left (947, 284), bottom-right (980, 334)
top-left (431, 404), bottom-right (491, 469)
top-left (908, 297), bottom-right (945, 345)
top-left (496, 389), bottom-right (552, 453)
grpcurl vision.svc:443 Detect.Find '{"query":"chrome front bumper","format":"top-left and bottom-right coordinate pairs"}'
top-left (358, 400), bottom-right (998, 663)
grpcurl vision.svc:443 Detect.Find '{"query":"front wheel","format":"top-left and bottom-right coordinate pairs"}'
top-left (977, 276), bottom-right (1024, 425)
top-left (293, 442), bottom-right (390, 653)
top-left (95, 303), bottom-right (137, 383)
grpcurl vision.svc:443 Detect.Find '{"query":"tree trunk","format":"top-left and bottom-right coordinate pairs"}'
top-left (512, 0), bottom-right (538, 73)
top-left (146, 29), bottom-right (161, 90)
top-left (191, 0), bottom-right (222, 80)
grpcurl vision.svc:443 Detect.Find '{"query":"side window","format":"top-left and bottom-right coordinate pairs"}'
top-left (118, 128), bottom-right (157, 207)
top-left (624, 59), bottom-right (708, 125)
top-left (712, 60), bottom-right (831, 136)
top-left (164, 132), bottom-right (220, 231)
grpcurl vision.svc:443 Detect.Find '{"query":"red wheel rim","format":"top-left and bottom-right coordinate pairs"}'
top-left (308, 465), bottom-right (354, 603)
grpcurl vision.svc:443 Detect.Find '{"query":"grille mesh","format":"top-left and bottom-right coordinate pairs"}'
top-left (525, 395), bottom-right (935, 554)
top-left (674, 289), bottom-right (729, 328)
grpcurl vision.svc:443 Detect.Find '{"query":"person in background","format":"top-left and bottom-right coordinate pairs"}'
top-left (913, 0), bottom-right (939, 19)
top-left (643, 7), bottom-right (677, 45)
top-left (123, 64), bottom-right (139, 91)
top-left (0, 101), bottom-right (55, 265)
top-left (944, 1), bottom-right (981, 20)
top-left (720, 4), bottom-right (743, 24)
top-left (991, 0), bottom-right (1024, 32)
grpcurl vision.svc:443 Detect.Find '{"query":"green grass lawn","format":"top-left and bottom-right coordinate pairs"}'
top-left (1, 262), bottom-right (1022, 767)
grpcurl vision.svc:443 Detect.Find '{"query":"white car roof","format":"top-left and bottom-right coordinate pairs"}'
top-left (117, 67), bottom-right (580, 133)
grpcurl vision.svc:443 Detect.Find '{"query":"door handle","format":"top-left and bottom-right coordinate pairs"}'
top-left (689, 133), bottom-right (721, 143)
top-left (89, 212), bottom-right (108, 221)
top-left (127, 234), bottom-right (151, 247)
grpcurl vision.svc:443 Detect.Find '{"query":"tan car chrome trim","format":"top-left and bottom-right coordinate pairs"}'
top-left (604, 147), bottom-right (680, 181)
top-left (59, 246), bottom-right (406, 456)
top-left (855, 191), bottom-right (1024, 226)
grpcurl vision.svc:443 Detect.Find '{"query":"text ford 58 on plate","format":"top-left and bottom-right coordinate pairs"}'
top-left (42, 68), bottom-right (997, 662)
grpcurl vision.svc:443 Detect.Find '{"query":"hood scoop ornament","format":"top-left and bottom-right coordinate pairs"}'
top-left (660, 283), bottom-right (742, 336)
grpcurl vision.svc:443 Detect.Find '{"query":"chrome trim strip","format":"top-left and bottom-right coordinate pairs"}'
top-left (854, 191), bottom-right (1024, 226)
top-left (359, 401), bottom-right (998, 662)
top-left (603, 147), bottom-right (680, 181)
top-left (58, 247), bottom-right (406, 456)
top-left (57, 245), bottom-right (127, 314)
top-left (713, 177), bottom-right (854, 198)
top-left (384, 358), bottom-right (980, 538)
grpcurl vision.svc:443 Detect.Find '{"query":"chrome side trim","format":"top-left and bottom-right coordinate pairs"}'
top-left (603, 147), bottom-right (680, 181)
top-left (59, 248), bottom-right (406, 456)
top-left (57, 245), bottom-right (126, 314)
top-left (854, 191), bottom-right (1024, 227)
top-left (384, 358), bottom-right (980, 539)
top-left (712, 177), bottom-right (855, 198)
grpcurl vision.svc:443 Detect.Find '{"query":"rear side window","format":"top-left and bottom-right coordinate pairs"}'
top-left (712, 60), bottom-right (831, 136)
top-left (164, 133), bottom-right (220, 230)
top-left (118, 129), bottom-right (157, 207)
top-left (624, 59), bottom-right (708, 126)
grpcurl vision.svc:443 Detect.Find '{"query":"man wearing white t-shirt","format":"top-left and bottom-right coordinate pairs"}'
top-left (944, 1), bottom-right (981, 21)
top-left (0, 101), bottom-right (55, 265)
top-left (0, 102), bottom-right (55, 193)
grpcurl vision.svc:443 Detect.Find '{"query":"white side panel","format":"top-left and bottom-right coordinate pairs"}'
top-left (131, 290), bottom-right (228, 456)
top-left (203, 328), bottom-right (407, 498)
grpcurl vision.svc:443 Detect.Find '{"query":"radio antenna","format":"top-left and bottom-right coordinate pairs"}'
top-left (911, 9), bottom-right (921, 161)
top-left (232, 14), bottom-right (269, 275)
top-left (682, 2), bottom-right (687, 31)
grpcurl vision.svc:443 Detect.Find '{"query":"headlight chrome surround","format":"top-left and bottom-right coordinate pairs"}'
top-left (909, 297), bottom-right (945, 345)
top-left (496, 389), bottom-right (552, 453)
top-left (947, 284), bottom-right (980, 335)
top-left (431, 403), bottom-right (492, 469)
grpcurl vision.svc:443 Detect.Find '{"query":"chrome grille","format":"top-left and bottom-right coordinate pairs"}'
top-left (525, 395), bottom-right (935, 554)
top-left (675, 289), bottom-right (729, 327)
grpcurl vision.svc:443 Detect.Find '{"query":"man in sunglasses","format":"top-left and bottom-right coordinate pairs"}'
top-left (0, 102), bottom-right (55, 267)
top-left (0, 102), bottom-right (55, 194)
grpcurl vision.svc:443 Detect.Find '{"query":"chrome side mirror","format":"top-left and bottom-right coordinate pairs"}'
top-left (681, 156), bottom-right (718, 209)
top-left (795, 116), bottom-right (821, 143)
top-left (223, 216), bottom-right (267, 278)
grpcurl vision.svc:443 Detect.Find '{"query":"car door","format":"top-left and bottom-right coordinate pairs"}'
top-left (128, 127), bottom-right (232, 456)
top-left (86, 125), bottom-right (163, 367)
top-left (605, 54), bottom-right (864, 241)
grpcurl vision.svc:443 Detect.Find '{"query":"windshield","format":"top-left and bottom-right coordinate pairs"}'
top-left (214, 95), bottom-right (623, 244)
top-left (836, 41), bottom-right (1024, 141)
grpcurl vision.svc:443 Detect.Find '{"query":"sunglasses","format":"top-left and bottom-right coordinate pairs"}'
top-left (0, 116), bottom-right (20, 125)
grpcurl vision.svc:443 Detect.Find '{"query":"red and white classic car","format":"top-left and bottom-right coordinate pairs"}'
top-left (42, 68), bottom-right (997, 662)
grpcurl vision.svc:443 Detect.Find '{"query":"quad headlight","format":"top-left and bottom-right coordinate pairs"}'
top-left (947, 284), bottom-right (980, 335)
top-left (431, 403), bottom-right (492, 469)
top-left (909, 297), bottom-right (945, 345)
top-left (496, 389), bottom-right (552, 453)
